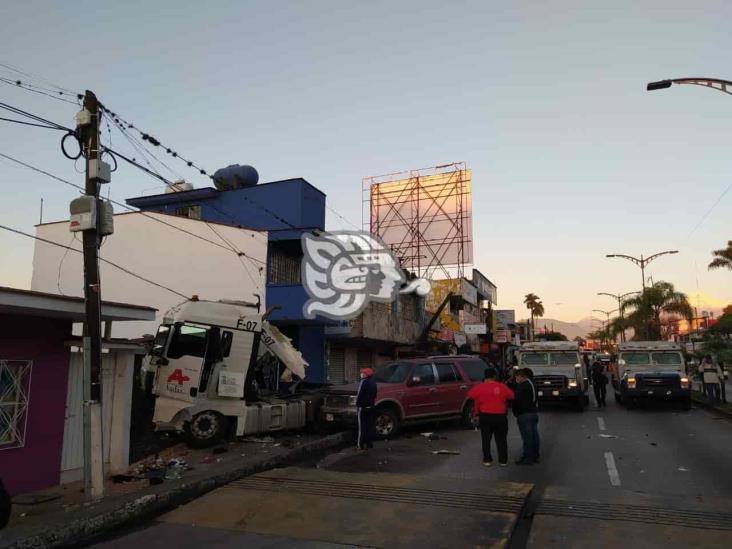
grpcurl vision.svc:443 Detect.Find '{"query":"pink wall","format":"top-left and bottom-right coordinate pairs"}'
top-left (0, 315), bottom-right (71, 495)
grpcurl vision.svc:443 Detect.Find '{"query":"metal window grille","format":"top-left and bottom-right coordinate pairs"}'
top-left (0, 360), bottom-right (33, 450)
top-left (268, 247), bottom-right (302, 285)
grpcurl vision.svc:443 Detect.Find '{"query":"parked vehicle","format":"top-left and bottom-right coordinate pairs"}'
top-left (613, 341), bottom-right (691, 410)
top-left (141, 298), bottom-right (316, 447)
top-left (320, 355), bottom-right (489, 438)
top-left (517, 341), bottom-right (588, 411)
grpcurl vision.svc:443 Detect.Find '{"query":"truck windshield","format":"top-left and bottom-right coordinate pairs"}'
top-left (621, 352), bottom-right (650, 365)
top-left (651, 352), bottom-right (682, 365)
top-left (167, 324), bottom-right (209, 359)
top-left (151, 324), bottom-right (172, 356)
top-left (550, 352), bottom-right (579, 365)
top-left (373, 363), bottom-right (411, 383)
top-left (521, 352), bottom-right (548, 366)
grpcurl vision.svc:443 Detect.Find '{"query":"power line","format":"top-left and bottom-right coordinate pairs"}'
top-left (0, 100), bottom-right (73, 131)
top-left (686, 180), bottom-right (732, 238)
top-left (0, 76), bottom-right (81, 105)
top-left (0, 116), bottom-right (64, 130)
top-left (0, 151), bottom-right (266, 265)
top-left (0, 222), bottom-right (189, 299)
top-left (0, 62), bottom-right (79, 95)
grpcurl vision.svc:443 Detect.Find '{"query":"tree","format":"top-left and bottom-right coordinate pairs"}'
top-left (708, 240), bottom-right (732, 271)
top-left (536, 331), bottom-right (568, 341)
top-left (524, 293), bottom-right (540, 341)
top-left (621, 281), bottom-right (693, 341)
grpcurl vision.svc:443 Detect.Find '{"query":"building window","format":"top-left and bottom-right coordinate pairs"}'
top-left (0, 360), bottom-right (32, 450)
top-left (268, 240), bottom-right (303, 285)
top-left (174, 205), bottom-right (202, 220)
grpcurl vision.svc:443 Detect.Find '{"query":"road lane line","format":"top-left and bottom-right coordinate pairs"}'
top-left (604, 452), bottom-right (621, 487)
top-left (597, 417), bottom-right (607, 431)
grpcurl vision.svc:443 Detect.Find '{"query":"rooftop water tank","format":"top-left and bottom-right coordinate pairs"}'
top-left (213, 164), bottom-right (259, 190)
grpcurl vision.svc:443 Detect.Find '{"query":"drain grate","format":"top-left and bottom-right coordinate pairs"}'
top-left (537, 498), bottom-right (732, 531)
top-left (233, 475), bottom-right (527, 514)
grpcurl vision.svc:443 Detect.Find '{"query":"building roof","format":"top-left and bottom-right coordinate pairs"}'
top-left (0, 286), bottom-right (157, 322)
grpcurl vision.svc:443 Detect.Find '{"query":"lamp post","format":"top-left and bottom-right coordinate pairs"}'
top-left (605, 251), bottom-right (678, 291)
top-left (593, 309), bottom-right (618, 348)
top-left (597, 291), bottom-right (640, 343)
top-left (647, 77), bottom-right (732, 96)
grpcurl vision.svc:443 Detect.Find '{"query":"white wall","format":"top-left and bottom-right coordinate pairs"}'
top-left (32, 212), bottom-right (267, 339)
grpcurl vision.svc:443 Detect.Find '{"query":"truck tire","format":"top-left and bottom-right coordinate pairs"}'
top-left (374, 406), bottom-right (400, 439)
top-left (184, 411), bottom-right (226, 448)
top-left (461, 400), bottom-right (474, 429)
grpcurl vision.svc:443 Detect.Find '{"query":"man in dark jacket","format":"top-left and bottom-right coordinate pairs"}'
top-left (591, 360), bottom-right (608, 408)
top-left (356, 367), bottom-right (378, 450)
top-left (513, 368), bottom-right (539, 465)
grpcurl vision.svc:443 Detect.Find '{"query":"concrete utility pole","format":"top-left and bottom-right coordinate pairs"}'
top-left (78, 90), bottom-right (104, 500)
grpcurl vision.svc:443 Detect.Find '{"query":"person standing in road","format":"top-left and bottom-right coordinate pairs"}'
top-left (468, 367), bottom-right (515, 467)
top-left (699, 355), bottom-right (723, 404)
top-left (356, 367), bottom-right (377, 451)
top-left (583, 354), bottom-right (592, 386)
top-left (591, 360), bottom-right (608, 408)
top-left (513, 368), bottom-right (540, 465)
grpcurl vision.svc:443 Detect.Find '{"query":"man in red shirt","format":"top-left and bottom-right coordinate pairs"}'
top-left (467, 367), bottom-right (515, 466)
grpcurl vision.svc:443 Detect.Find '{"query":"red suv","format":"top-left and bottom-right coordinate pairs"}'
top-left (320, 355), bottom-right (488, 438)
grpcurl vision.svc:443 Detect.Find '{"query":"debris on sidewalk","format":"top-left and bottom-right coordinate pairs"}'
top-left (432, 450), bottom-right (460, 455)
top-left (243, 436), bottom-right (275, 444)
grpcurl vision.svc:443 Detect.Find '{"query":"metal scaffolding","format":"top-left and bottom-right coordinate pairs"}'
top-left (363, 162), bottom-right (473, 280)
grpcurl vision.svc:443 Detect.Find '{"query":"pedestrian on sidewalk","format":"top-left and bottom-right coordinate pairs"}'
top-left (513, 368), bottom-right (540, 465)
top-left (591, 360), bottom-right (608, 408)
top-left (467, 367), bottom-right (515, 467)
top-left (699, 355), bottom-right (723, 404)
top-left (356, 367), bottom-right (377, 451)
top-left (719, 360), bottom-right (728, 404)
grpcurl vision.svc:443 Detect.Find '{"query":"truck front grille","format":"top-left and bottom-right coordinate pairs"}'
top-left (637, 376), bottom-right (678, 390)
top-left (535, 376), bottom-right (566, 390)
top-left (325, 395), bottom-right (352, 407)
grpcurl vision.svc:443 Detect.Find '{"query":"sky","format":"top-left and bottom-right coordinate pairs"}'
top-left (1, 0), bottom-right (730, 323)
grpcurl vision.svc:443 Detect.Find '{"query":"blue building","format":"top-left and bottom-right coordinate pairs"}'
top-left (126, 177), bottom-right (327, 383)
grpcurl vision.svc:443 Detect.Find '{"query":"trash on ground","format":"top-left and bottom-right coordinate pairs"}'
top-left (598, 434), bottom-right (618, 439)
top-left (243, 436), bottom-right (275, 444)
top-left (200, 456), bottom-right (214, 464)
top-left (420, 432), bottom-right (434, 438)
top-left (650, 442), bottom-right (657, 446)
top-left (432, 450), bottom-right (460, 455)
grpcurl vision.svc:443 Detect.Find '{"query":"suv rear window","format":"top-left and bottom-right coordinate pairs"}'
top-left (435, 362), bottom-right (460, 383)
top-left (460, 359), bottom-right (488, 382)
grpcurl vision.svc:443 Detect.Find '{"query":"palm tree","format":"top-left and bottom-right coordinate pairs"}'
top-left (621, 281), bottom-right (693, 341)
top-left (532, 301), bottom-right (545, 334)
top-left (524, 293), bottom-right (540, 341)
top-left (708, 240), bottom-right (732, 271)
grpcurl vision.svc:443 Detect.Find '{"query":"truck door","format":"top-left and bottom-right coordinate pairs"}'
top-left (156, 323), bottom-right (208, 403)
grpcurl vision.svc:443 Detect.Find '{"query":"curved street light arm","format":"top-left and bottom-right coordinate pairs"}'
top-left (647, 77), bottom-right (732, 96)
top-left (605, 253), bottom-right (642, 267)
top-left (643, 250), bottom-right (678, 266)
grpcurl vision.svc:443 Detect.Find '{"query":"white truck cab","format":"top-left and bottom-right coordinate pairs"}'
top-left (614, 341), bottom-right (691, 410)
top-left (518, 341), bottom-right (588, 411)
top-left (143, 298), bottom-right (312, 447)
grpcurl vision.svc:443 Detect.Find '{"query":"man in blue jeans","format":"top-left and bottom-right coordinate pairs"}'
top-left (513, 368), bottom-right (540, 465)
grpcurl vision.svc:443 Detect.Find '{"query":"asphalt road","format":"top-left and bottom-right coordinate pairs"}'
top-left (94, 397), bottom-right (732, 548)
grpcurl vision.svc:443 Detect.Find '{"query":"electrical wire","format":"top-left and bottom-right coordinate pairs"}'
top-left (0, 222), bottom-right (190, 299)
top-left (0, 116), bottom-right (65, 130)
top-left (0, 101), bottom-right (73, 131)
top-left (0, 151), bottom-right (266, 265)
top-left (56, 234), bottom-right (78, 296)
top-left (0, 62), bottom-right (79, 95)
top-left (0, 76), bottom-right (81, 105)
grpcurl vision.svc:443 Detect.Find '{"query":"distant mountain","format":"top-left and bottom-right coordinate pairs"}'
top-left (518, 317), bottom-right (596, 341)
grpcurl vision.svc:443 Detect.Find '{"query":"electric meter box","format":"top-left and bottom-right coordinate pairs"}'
top-left (69, 196), bottom-right (97, 232)
top-left (69, 197), bottom-right (114, 235)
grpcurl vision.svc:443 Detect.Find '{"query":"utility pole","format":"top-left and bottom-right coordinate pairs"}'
top-left (78, 90), bottom-right (104, 500)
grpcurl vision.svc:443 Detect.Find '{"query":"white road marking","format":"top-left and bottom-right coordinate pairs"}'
top-left (597, 417), bottom-right (607, 431)
top-left (604, 452), bottom-right (621, 487)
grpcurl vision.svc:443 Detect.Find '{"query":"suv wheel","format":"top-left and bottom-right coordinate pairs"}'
top-left (374, 407), bottom-right (399, 439)
top-left (461, 400), bottom-right (474, 429)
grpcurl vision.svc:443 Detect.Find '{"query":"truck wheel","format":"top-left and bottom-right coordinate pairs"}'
top-left (374, 407), bottom-right (399, 439)
top-left (184, 411), bottom-right (225, 448)
top-left (461, 400), bottom-right (474, 429)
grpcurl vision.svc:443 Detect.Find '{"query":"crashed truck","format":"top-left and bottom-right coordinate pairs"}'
top-left (141, 298), bottom-right (319, 447)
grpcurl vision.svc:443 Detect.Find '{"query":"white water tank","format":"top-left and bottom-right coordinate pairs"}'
top-left (165, 180), bottom-right (194, 193)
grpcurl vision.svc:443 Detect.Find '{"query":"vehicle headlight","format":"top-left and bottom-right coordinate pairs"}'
top-left (627, 377), bottom-right (636, 388)
top-left (568, 380), bottom-right (578, 388)
top-left (680, 377), bottom-right (689, 388)
top-left (349, 395), bottom-right (358, 406)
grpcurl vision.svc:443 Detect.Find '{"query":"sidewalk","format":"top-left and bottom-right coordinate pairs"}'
top-left (1, 431), bottom-right (350, 549)
top-left (691, 389), bottom-right (732, 418)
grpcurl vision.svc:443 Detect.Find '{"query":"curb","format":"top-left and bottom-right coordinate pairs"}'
top-left (691, 392), bottom-right (732, 419)
top-left (1, 432), bottom-right (351, 549)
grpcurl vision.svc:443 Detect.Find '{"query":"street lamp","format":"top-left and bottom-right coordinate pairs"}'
top-left (593, 309), bottom-right (618, 346)
top-left (647, 77), bottom-right (732, 96)
top-left (605, 251), bottom-right (678, 290)
top-left (597, 291), bottom-right (640, 342)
